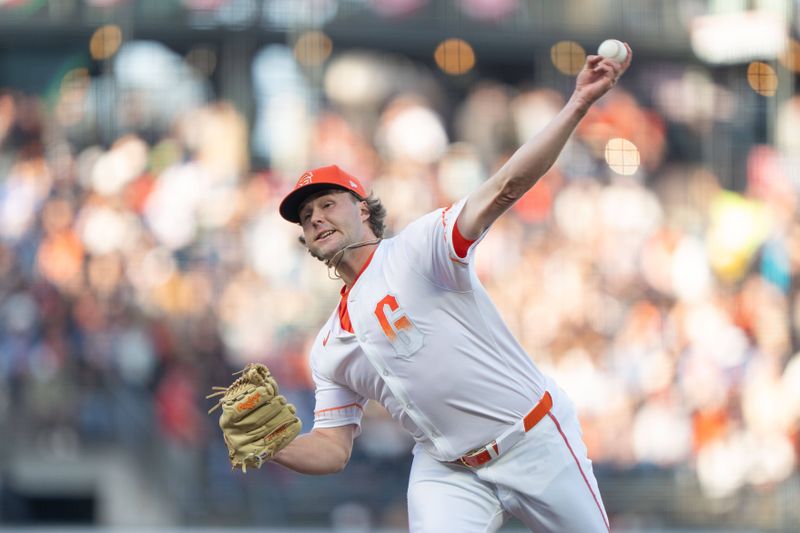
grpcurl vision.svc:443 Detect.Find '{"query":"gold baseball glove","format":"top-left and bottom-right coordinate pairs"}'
top-left (208, 363), bottom-right (302, 472)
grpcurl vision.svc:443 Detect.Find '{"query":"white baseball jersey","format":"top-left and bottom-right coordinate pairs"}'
top-left (309, 197), bottom-right (549, 462)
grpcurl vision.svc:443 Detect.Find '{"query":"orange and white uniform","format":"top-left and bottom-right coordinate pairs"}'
top-left (308, 197), bottom-right (610, 532)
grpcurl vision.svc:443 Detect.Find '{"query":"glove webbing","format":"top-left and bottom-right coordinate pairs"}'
top-left (206, 364), bottom-right (275, 414)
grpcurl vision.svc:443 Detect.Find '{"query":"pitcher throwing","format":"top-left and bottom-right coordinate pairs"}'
top-left (219, 44), bottom-right (631, 532)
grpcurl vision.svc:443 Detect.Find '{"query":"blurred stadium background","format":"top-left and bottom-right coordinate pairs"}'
top-left (0, 0), bottom-right (799, 531)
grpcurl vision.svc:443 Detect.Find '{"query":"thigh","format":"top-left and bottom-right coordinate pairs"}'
top-left (493, 401), bottom-right (609, 532)
top-left (407, 449), bottom-right (508, 533)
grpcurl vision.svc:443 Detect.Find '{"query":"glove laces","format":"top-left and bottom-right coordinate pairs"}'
top-left (206, 363), bottom-right (272, 414)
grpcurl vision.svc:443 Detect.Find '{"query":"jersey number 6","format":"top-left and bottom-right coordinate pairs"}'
top-left (374, 294), bottom-right (424, 358)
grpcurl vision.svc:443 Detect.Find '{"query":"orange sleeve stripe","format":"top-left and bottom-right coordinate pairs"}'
top-left (314, 402), bottom-right (364, 415)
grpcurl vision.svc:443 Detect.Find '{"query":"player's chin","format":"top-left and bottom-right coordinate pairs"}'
top-left (312, 242), bottom-right (339, 262)
top-left (319, 235), bottom-right (344, 254)
top-left (306, 246), bottom-right (327, 262)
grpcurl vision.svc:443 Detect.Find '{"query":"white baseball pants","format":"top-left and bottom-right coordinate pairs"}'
top-left (407, 387), bottom-right (609, 532)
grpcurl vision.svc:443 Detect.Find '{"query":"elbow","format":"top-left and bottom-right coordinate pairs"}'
top-left (494, 175), bottom-right (529, 211)
top-left (306, 427), bottom-right (354, 475)
top-left (331, 447), bottom-right (351, 473)
top-left (320, 455), bottom-right (349, 475)
top-left (302, 450), bottom-right (349, 476)
top-left (319, 438), bottom-right (351, 474)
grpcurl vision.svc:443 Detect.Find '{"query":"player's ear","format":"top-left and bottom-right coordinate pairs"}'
top-left (359, 200), bottom-right (370, 222)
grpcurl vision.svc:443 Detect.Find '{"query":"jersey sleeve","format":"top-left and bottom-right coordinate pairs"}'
top-left (399, 196), bottom-right (489, 291)
top-left (310, 360), bottom-right (366, 436)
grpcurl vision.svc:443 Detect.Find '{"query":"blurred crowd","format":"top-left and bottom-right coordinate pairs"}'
top-left (1, 38), bottom-right (800, 525)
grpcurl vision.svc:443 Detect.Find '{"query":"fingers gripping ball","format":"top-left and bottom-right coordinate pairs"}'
top-left (597, 39), bottom-right (628, 63)
top-left (208, 363), bottom-right (302, 472)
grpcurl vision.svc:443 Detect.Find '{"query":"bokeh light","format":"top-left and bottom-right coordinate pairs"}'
top-left (604, 137), bottom-right (641, 175)
top-left (434, 38), bottom-right (475, 75)
top-left (293, 30), bottom-right (333, 67)
top-left (747, 61), bottom-right (778, 96)
top-left (89, 24), bottom-right (123, 60)
top-left (551, 40), bottom-right (586, 76)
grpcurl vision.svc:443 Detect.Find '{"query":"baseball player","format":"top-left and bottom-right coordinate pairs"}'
top-left (272, 46), bottom-right (631, 532)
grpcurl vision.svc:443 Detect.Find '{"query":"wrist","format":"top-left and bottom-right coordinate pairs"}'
top-left (567, 93), bottom-right (592, 117)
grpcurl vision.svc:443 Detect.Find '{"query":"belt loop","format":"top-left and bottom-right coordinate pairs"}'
top-left (451, 390), bottom-right (553, 469)
top-left (486, 442), bottom-right (499, 459)
top-left (523, 391), bottom-right (552, 432)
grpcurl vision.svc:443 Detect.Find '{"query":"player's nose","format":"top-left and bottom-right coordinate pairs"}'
top-left (309, 205), bottom-right (325, 225)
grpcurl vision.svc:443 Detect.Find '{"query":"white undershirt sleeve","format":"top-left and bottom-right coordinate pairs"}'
top-left (311, 364), bottom-right (366, 436)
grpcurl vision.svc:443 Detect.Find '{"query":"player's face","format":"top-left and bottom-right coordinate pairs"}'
top-left (299, 190), bottom-right (367, 260)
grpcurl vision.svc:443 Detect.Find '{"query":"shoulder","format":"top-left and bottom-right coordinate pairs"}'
top-left (394, 207), bottom-right (447, 242)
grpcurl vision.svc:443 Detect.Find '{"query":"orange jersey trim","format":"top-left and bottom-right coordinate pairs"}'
top-left (441, 205), bottom-right (475, 260)
top-left (338, 248), bottom-right (378, 334)
top-left (338, 298), bottom-right (354, 333)
top-left (452, 215), bottom-right (476, 259)
top-left (314, 402), bottom-right (364, 415)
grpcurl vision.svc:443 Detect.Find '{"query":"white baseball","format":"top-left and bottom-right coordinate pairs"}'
top-left (597, 39), bottom-right (627, 63)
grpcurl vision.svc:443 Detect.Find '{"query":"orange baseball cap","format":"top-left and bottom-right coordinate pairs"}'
top-left (279, 165), bottom-right (368, 223)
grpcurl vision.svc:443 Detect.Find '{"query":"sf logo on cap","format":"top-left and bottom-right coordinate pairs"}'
top-left (297, 172), bottom-right (314, 188)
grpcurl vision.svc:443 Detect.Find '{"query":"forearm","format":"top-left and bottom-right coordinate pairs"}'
top-left (458, 96), bottom-right (590, 239)
top-left (272, 428), bottom-right (353, 475)
top-left (458, 49), bottom-right (629, 240)
top-left (496, 50), bottom-right (627, 198)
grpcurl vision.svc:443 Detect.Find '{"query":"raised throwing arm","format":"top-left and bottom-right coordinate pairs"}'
top-left (456, 44), bottom-right (632, 241)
